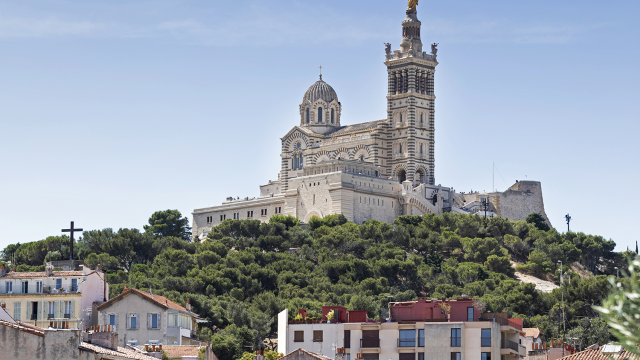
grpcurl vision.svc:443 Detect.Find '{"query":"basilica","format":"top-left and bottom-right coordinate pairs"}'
top-left (192, 3), bottom-right (549, 238)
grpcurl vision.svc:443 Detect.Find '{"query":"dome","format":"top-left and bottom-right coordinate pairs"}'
top-left (302, 75), bottom-right (338, 104)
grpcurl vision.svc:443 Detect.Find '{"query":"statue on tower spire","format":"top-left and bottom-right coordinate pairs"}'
top-left (408, 0), bottom-right (418, 10)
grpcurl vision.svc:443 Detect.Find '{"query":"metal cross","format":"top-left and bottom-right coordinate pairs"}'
top-left (319, 65), bottom-right (322, 80)
top-left (62, 221), bottom-right (83, 261)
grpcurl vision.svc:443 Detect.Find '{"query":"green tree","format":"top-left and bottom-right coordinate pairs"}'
top-left (594, 256), bottom-right (640, 355)
top-left (526, 213), bottom-right (550, 231)
top-left (144, 209), bottom-right (192, 241)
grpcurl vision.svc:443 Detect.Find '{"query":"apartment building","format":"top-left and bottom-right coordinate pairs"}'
top-left (278, 297), bottom-right (526, 360)
top-left (0, 264), bottom-right (108, 329)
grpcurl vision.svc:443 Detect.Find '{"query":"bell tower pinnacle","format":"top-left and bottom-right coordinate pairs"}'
top-left (383, 1), bottom-right (438, 185)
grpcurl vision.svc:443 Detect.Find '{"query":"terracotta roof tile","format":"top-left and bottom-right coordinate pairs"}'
top-left (523, 328), bottom-right (541, 338)
top-left (558, 347), bottom-right (638, 360)
top-left (0, 319), bottom-right (45, 336)
top-left (80, 342), bottom-right (158, 360)
top-left (158, 345), bottom-right (203, 357)
top-left (283, 348), bottom-right (332, 360)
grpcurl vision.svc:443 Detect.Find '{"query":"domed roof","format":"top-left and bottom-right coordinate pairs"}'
top-left (302, 75), bottom-right (338, 104)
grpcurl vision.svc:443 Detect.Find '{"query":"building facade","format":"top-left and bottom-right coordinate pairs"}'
top-left (191, 2), bottom-right (550, 239)
top-left (278, 298), bottom-right (526, 360)
top-left (0, 264), bottom-right (108, 329)
top-left (97, 287), bottom-right (202, 347)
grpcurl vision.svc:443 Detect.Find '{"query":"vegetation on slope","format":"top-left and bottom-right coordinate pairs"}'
top-left (2, 210), bottom-right (636, 360)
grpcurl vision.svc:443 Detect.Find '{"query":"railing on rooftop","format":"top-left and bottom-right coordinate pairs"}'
top-left (478, 314), bottom-right (522, 330)
top-left (0, 285), bottom-right (80, 295)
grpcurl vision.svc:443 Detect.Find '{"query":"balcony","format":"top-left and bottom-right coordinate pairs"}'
top-left (360, 339), bottom-right (380, 348)
top-left (398, 338), bottom-right (416, 347)
top-left (479, 314), bottom-right (522, 331)
top-left (501, 339), bottom-right (519, 355)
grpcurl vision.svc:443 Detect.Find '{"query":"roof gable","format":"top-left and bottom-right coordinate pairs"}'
top-left (97, 288), bottom-right (197, 316)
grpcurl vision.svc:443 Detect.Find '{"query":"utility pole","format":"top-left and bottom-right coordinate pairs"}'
top-left (565, 214), bottom-right (571, 233)
top-left (481, 198), bottom-right (489, 218)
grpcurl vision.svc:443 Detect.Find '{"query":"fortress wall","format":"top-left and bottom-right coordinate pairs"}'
top-left (495, 181), bottom-right (550, 225)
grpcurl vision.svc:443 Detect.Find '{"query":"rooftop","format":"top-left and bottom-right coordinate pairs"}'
top-left (80, 342), bottom-right (159, 360)
top-left (97, 287), bottom-right (198, 316)
top-left (557, 346), bottom-right (638, 360)
top-left (1, 270), bottom-right (87, 279)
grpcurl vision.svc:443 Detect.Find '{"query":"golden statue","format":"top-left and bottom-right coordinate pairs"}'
top-left (408, 0), bottom-right (418, 9)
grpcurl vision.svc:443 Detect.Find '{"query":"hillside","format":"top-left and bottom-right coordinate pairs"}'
top-left (2, 211), bottom-right (635, 360)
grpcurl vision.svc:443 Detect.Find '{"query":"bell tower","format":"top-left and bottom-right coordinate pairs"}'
top-left (384, 2), bottom-right (438, 185)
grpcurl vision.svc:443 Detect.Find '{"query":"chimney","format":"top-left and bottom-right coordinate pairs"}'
top-left (186, 299), bottom-right (191, 311)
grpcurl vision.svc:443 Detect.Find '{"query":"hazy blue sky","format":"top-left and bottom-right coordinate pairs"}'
top-left (1, 0), bottom-right (638, 253)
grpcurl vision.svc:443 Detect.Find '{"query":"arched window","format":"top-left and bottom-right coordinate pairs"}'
top-left (399, 113), bottom-right (403, 123)
top-left (331, 108), bottom-right (334, 123)
top-left (293, 155), bottom-right (298, 170)
top-left (318, 107), bottom-right (323, 122)
top-left (420, 113), bottom-right (423, 124)
top-left (299, 154), bottom-right (303, 168)
top-left (420, 144), bottom-right (423, 153)
top-left (399, 144), bottom-right (403, 153)
top-left (306, 108), bottom-right (310, 123)
top-left (360, 155), bottom-right (364, 162)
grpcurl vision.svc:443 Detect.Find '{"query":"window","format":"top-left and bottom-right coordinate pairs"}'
top-left (299, 154), bottom-right (303, 168)
top-left (5, 282), bottom-right (12, 293)
top-left (451, 353), bottom-right (461, 360)
top-left (36, 281), bottom-right (42, 293)
top-left (48, 302), bottom-right (55, 319)
top-left (467, 307), bottom-right (474, 322)
top-left (347, 355), bottom-right (350, 360)
top-left (331, 108), bottom-right (335, 123)
top-left (109, 314), bottom-right (116, 326)
top-left (399, 144), bottom-right (403, 153)
top-left (149, 313), bottom-right (159, 329)
top-left (30, 301), bottom-right (38, 320)
top-left (344, 330), bottom-right (351, 348)
top-left (318, 107), bottom-right (323, 122)
top-left (418, 329), bottom-right (424, 347)
top-left (313, 330), bottom-right (323, 342)
top-left (399, 329), bottom-right (416, 347)
top-left (482, 353), bottom-right (491, 360)
top-left (481, 329), bottom-right (491, 347)
top-left (451, 328), bottom-right (461, 347)
top-left (400, 113), bottom-right (403, 123)
top-left (399, 354), bottom-right (414, 360)
top-left (363, 355), bottom-right (379, 360)
top-left (419, 354), bottom-right (424, 360)
top-left (22, 281), bottom-right (29, 294)
top-left (130, 314), bottom-right (138, 329)
top-left (293, 155), bottom-right (298, 170)
top-left (169, 313), bottom-right (179, 327)
top-left (306, 108), bottom-right (310, 123)
top-left (294, 331), bottom-right (304, 342)
top-left (13, 302), bottom-right (21, 320)
top-left (71, 279), bottom-right (78, 292)
top-left (64, 301), bottom-right (72, 318)
top-left (180, 314), bottom-right (191, 329)
top-left (56, 279), bottom-right (62, 290)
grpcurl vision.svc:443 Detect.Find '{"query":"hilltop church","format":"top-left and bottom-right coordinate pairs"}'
top-left (192, 2), bottom-right (550, 239)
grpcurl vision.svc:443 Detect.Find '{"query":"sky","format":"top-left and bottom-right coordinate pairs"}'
top-left (1, 0), bottom-right (638, 253)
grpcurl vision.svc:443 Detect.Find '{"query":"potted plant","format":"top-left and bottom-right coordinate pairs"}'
top-left (294, 313), bottom-right (304, 324)
top-left (326, 310), bottom-right (335, 324)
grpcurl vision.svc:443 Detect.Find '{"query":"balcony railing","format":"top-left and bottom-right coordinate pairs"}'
top-left (0, 285), bottom-right (80, 295)
top-left (398, 338), bottom-right (416, 347)
top-left (501, 339), bottom-right (519, 352)
top-left (360, 339), bottom-right (380, 348)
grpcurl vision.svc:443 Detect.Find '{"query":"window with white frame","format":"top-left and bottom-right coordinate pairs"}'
top-left (5, 282), bottom-right (12, 293)
top-left (180, 314), bottom-right (191, 329)
top-left (56, 279), bottom-right (62, 290)
top-left (36, 281), bottom-right (42, 293)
